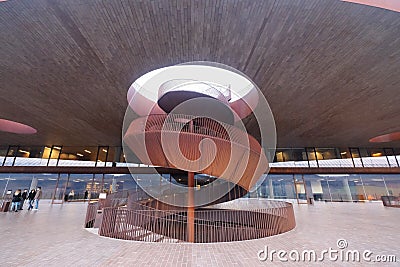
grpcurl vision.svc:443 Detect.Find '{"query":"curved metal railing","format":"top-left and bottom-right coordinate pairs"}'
top-left (92, 190), bottom-right (295, 243)
top-left (123, 114), bottom-right (268, 191)
top-left (158, 79), bottom-right (231, 103)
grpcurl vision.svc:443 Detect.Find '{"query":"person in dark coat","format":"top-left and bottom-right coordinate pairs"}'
top-left (19, 189), bottom-right (28, 210)
top-left (10, 189), bottom-right (22, 212)
top-left (84, 190), bottom-right (88, 202)
top-left (27, 189), bottom-right (36, 210)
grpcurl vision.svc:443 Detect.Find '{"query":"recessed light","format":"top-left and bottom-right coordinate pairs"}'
top-left (77, 153), bottom-right (83, 157)
top-left (102, 149), bottom-right (108, 153)
top-left (340, 152), bottom-right (347, 155)
top-left (84, 150), bottom-right (91, 153)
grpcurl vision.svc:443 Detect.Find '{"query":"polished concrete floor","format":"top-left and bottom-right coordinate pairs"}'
top-left (0, 199), bottom-right (399, 266)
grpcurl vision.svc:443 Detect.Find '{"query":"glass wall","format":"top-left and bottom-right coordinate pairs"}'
top-left (0, 173), bottom-right (138, 201)
top-left (384, 148), bottom-right (399, 168)
top-left (0, 173), bottom-right (59, 200)
top-left (1, 172), bottom-right (399, 205)
top-left (1, 145), bottom-right (400, 168)
top-left (254, 174), bottom-right (400, 202)
top-left (255, 174), bottom-right (296, 199)
top-left (362, 148), bottom-right (389, 167)
top-left (273, 149), bottom-right (308, 167)
top-left (270, 147), bottom-right (399, 168)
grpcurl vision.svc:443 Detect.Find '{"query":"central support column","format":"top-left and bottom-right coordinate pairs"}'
top-left (187, 171), bottom-right (195, 242)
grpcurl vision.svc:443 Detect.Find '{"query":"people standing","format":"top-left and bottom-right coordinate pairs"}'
top-left (19, 189), bottom-right (28, 210)
top-left (33, 187), bottom-right (42, 210)
top-left (10, 189), bottom-right (22, 212)
top-left (84, 190), bottom-right (88, 202)
top-left (68, 190), bottom-right (75, 201)
top-left (27, 189), bottom-right (36, 210)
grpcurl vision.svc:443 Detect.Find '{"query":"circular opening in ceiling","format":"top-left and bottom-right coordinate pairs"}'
top-left (0, 119), bottom-right (37, 134)
top-left (369, 131), bottom-right (400, 143)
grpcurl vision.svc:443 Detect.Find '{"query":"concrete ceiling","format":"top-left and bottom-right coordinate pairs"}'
top-left (1, 0), bottom-right (400, 148)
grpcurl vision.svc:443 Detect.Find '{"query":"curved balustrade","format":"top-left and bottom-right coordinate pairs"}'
top-left (87, 189), bottom-right (295, 243)
top-left (98, 198), bottom-right (295, 243)
top-left (124, 114), bottom-right (268, 191)
top-left (158, 79), bottom-right (231, 104)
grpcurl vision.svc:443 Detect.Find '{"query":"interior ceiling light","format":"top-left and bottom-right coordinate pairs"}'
top-left (372, 152), bottom-right (382, 157)
top-left (369, 131), bottom-right (400, 143)
top-left (84, 149), bottom-right (91, 153)
top-left (102, 149), bottom-right (108, 153)
top-left (0, 119), bottom-right (37, 134)
top-left (18, 150), bottom-right (29, 153)
top-left (340, 152), bottom-right (347, 155)
top-left (53, 146), bottom-right (61, 150)
top-left (77, 153), bottom-right (84, 157)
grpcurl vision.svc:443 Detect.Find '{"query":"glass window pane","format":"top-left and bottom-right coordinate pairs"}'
top-left (47, 146), bottom-right (62, 166)
top-left (0, 146), bottom-right (8, 166)
top-left (14, 146), bottom-right (45, 166)
top-left (96, 147), bottom-right (108, 167)
top-left (337, 148), bottom-right (354, 167)
top-left (363, 148), bottom-right (389, 167)
top-left (361, 174), bottom-right (389, 200)
top-left (304, 174), bottom-right (331, 201)
top-left (394, 148), bottom-right (400, 166)
top-left (3, 146), bottom-right (18, 166)
top-left (57, 146), bottom-right (98, 167)
top-left (261, 174), bottom-right (296, 199)
top-left (271, 149), bottom-right (308, 167)
top-left (386, 148), bottom-right (399, 167)
top-left (306, 148), bottom-right (318, 167)
top-left (350, 148), bottom-right (363, 167)
top-left (315, 148), bottom-right (341, 167)
top-left (383, 175), bottom-right (400, 197)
